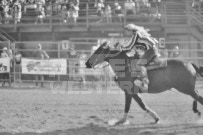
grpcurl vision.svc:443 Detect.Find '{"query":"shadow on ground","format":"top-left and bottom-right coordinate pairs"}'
top-left (1, 123), bottom-right (202, 135)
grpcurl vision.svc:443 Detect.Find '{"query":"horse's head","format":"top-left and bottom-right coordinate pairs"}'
top-left (85, 42), bottom-right (112, 69)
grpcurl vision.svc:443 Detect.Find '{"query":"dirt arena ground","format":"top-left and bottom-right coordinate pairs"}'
top-left (0, 84), bottom-right (203, 135)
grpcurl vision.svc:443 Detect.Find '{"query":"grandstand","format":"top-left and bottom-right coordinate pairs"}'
top-left (0, 0), bottom-right (202, 53)
top-left (0, 0), bottom-right (201, 38)
top-left (0, 0), bottom-right (202, 57)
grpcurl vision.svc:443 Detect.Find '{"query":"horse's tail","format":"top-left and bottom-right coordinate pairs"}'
top-left (191, 63), bottom-right (203, 77)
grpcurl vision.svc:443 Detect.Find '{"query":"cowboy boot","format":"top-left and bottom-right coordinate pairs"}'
top-left (141, 77), bottom-right (149, 92)
top-left (134, 77), bottom-right (149, 93)
top-left (134, 66), bottom-right (149, 93)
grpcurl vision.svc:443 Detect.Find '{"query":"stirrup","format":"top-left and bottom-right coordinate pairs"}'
top-left (134, 80), bottom-right (142, 87)
top-left (141, 83), bottom-right (148, 92)
top-left (134, 79), bottom-right (148, 93)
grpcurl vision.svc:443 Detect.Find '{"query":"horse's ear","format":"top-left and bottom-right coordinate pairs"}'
top-left (114, 42), bottom-right (119, 48)
top-left (102, 41), bottom-right (109, 49)
top-left (102, 41), bottom-right (107, 46)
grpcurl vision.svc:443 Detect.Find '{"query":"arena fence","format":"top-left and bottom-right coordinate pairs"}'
top-left (1, 40), bottom-right (203, 91)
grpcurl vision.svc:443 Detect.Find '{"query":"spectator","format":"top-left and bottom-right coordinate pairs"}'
top-left (35, 0), bottom-right (45, 5)
top-left (169, 45), bottom-right (180, 58)
top-left (14, 48), bottom-right (22, 65)
top-left (0, 0), bottom-right (12, 24)
top-left (149, 0), bottom-right (161, 21)
top-left (104, 5), bottom-right (112, 23)
top-left (124, 0), bottom-right (136, 16)
top-left (68, 2), bottom-right (79, 24)
top-left (52, 0), bottom-right (61, 15)
top-left (112, 2), bottom-right (124, 22)
top-left (192, 0), bottom-right (200, 8)
top-left (95, 0), bottom-right (105, 22)
top-left (13, 44), bottom-right (22, 85)
top-left (61, 5), bottom-right (68, 23)
top-left (134, 0), bottom-right (140, 14)
top-left (73, 0), bottom-right (79, 7)
top-left (32, 44), bottom-right (49, 88)
top-left (94, 0), bottom-right (104, 7)
top-left (24, 0), bottom-right (37, 13)
top-left (142, 0), bottom-right (150, 8)
top-left (159, 48), bottom-right (168, 58)
top-left (35, 2), bottom-right (45, 24)
top-left (45, 0), bottom-right (52, 17)
top-left (1, 47), bottom-right (9, 58)
top-left (201, 0), bottom-right (203, 16)
top-left (95, 0), bottom-right (104, 15)
top-left (0, 2), bottom-right (4, 24)
top-left (4, 5), bottom-right (12, 24)
top-left (13, 0), bottom-right (22, 24)
top-left (78, 51), bottom-right (86, 85)
top-left (1, 47), bottom-right (11, 87)
top-left (54, 0), bottom-right (63, 14)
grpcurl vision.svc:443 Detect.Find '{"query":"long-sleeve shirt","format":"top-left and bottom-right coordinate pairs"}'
top-left (122, 31), bottom-right (156, 51)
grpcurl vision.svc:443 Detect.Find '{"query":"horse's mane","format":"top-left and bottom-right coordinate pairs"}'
top-left (107, 49), bottom-right (127, 59)
top-left (107, 48), bottom-right (139, 60)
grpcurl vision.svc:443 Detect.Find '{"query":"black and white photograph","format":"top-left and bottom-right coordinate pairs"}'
top-left (0, 0), bottom-right (203, 135)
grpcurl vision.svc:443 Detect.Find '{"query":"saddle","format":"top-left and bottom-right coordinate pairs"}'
top-left (146, 57), bottom-right (167, 71)
top-left (129, 57), bottom-right (167, 77)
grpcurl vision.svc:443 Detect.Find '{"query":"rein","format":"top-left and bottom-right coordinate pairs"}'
top-left (92, 47), bottom-right (111, 69)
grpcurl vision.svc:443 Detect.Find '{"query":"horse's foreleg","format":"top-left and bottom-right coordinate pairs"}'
top-left (115, 91), bottom-right (132, 125)
top-left (132, 94), bottom-right (160, 123)
top-left (193, 100), bottom-right (201, 117)
top-left (146, 108), bottom-right (160, 123)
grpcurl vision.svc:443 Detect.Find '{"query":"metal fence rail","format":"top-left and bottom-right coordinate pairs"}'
top-left (1, 40), bottom-right (203, 90)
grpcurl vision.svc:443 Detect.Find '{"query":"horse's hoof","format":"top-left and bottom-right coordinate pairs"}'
top-left (155, 117), bottom-right (160, 124)
top-left (198, 112), bottom-right (201, 117)
top-left (108, 119), bottom-right (130, 126)
top-left (108, 119), bottom-right (119, 126)
top-left (115, 120), bottom-right (130, 125)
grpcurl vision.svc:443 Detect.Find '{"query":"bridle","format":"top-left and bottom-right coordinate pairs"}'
top-left (91, 46), bottom-right (111, 69)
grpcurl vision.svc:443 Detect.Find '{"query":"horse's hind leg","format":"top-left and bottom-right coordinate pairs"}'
top-left (191, 90), bottom-right (203, 117)
top-left (193, 100), bottom-right (201, 117)
top-left (175, 83), bottom-right (203, 117)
